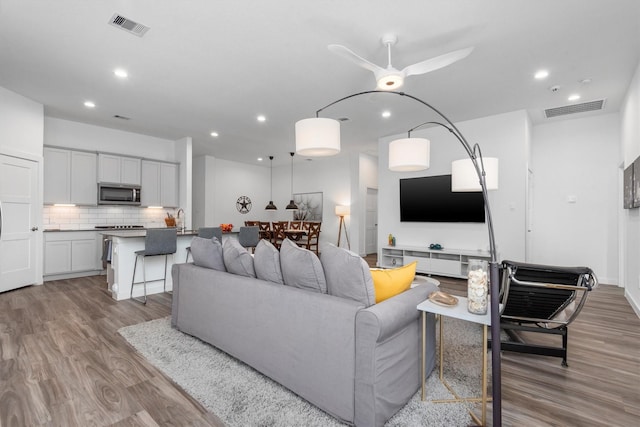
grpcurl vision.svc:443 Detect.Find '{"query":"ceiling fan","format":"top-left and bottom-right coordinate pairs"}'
top-left (328, 34), bottom-right (473, 90)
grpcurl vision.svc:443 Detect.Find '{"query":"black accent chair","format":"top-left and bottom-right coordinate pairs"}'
top-left (491, 260), bottom-right (598, 366)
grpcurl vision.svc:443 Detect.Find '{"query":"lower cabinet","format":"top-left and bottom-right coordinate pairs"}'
top-left (44, 231), bottom-right (103, 280)
top-left (379, 245), bottom-right (492, 279)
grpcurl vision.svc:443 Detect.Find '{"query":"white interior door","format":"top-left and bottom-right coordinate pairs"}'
top-left (365, 188), bottom-right (378, 255)
top-left (0, 154), bottom-right (38, 292)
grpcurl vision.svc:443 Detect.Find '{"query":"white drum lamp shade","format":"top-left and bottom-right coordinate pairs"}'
top-left (451, 157), bottom-right (499, 191)
top-left (295, 118), bottom-right (341, 156)
top-left (335, 205), bottom-right (350, 216)
top-left (388, 138), bottom-right (430, 172)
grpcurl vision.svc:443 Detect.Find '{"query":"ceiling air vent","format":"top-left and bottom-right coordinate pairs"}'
top-left (113, 115), bottom-right (131, 120)
top-left (544, 99), bottom-right (606, 118)
top-left (108, 13), bottom-right (150, 37)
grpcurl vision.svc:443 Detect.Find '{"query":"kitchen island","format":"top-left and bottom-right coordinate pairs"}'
top-left (102, 229), bottom-right (197, 301)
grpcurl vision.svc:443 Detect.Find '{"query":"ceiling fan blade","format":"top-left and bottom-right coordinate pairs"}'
top-left (328, 44), bottom-right (384, 74)
top-left (402, 47), bottom-right (474, 77)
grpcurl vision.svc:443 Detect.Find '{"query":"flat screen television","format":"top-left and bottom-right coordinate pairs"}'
top-left (399, 174), bottom-right (485, 223)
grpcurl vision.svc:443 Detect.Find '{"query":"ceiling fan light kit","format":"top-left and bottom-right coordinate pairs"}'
top-left (328, 34), bottom-right (473, 91)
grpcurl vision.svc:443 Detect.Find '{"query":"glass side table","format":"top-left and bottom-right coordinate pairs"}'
top-left (417, 296), bottom-right (499, 427)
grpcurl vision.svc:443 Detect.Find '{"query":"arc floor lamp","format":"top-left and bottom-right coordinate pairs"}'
top-left (295, 90), bottom-right (502, 426)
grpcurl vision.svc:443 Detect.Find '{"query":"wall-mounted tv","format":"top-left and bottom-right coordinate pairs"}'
top-left (399, 174), bottom-right (485, 223)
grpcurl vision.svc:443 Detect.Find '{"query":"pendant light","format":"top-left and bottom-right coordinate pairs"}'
top-left (265, 155), bottom-right (277, 210)
top-left (286, 152), bottom-right (298, 210)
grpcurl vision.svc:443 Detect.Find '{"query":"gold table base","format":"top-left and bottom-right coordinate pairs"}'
top-left (422, 312), bottom-right (490, 426)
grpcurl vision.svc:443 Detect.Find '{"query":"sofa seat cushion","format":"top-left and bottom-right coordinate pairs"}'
top-left (280, 238), bottom-right (327, 293)
top-left (254, 239), bottom-right (284, 284)
top-left (321, 243), bottom-right (375, 307)
top-left (223, 238), bottom-right (256, 277)
top-left (370, 261), bottom-right (417, 303)
top-left (190, 236), bottom-right (226, 271)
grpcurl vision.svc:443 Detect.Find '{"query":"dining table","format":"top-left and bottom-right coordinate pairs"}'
top-left (284, 229), bottom-right (306, 241)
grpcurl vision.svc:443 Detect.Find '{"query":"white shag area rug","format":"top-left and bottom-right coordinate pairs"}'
top-left (119, 316), bottom-right (489, 427)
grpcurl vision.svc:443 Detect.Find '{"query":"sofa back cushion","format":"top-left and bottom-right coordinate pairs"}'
top-left (280, 238), bottom-right (327, 293)
top-left (253, 239), bottom-right (284, 284)
top-left (223, 238), bottom-right (256, 277)
top-left (321, 243), bottom-right (375, 307)
top-left (190, 236), bottom-right (226, 271)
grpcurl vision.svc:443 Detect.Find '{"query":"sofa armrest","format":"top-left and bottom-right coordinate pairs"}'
top-left (354, 283), bottom-right (438, 427)
top-left (358, 284), bottom-right (433, 342)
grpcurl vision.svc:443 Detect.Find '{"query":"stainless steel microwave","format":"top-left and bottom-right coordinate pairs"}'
top-left (98, 183), bottom-right (141, 205)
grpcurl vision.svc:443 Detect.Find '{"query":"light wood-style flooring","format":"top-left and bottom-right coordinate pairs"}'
top-left (1, 263), bottom-right (639, 426)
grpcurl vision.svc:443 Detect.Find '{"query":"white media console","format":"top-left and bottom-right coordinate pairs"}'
top-left (379, 245), bottom-right (492, 279)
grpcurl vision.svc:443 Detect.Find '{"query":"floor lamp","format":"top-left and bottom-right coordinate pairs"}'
top-left (335, 205), bottom-right (351, 249)
top-left (295, 90), bottom-right (502, 426)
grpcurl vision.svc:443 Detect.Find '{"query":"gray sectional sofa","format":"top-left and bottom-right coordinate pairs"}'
top-left (171, 238), bottom-right (437, 427)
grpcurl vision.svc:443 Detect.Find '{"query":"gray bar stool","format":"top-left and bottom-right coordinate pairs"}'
top-left (131, 228), bottom-right (177, 304)
top-left (238, 226), bottom-right (260, 253)
top-left (185, 227), bottom-right (222, 262)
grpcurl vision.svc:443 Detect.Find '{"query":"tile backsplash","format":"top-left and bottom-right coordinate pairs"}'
top-left (43, 205), bottom-right (177, 230)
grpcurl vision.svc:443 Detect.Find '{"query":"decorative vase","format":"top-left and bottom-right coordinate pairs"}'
top-left (467, 259), bottom-right (488, 314)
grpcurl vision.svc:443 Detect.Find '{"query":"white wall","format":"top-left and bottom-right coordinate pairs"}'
top-left (621, 59), bottom-right (640, 316)
top-left (196, 155), bottom-right (356, 251)
top-left (378, 110), bottom-right (530, 262)
top-left (0, 86), bottom-right (43, 158)
top-left (531, 114), bottom-right (619, 284)
top-left (0, 86), bottom-right (45, 284)
top-left (44, 117), bottom-right (176, 162)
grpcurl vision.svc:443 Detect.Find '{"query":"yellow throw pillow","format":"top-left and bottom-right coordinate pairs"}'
top-left (370, 261), bottom-right (417, 303)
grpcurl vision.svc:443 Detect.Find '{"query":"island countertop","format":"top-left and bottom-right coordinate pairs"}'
top-left (99, 229), bottom-right (200, 238)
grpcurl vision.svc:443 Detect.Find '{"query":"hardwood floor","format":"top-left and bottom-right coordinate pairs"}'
top-left (1, 263), bottom-right (639, 426)
top-left (0, 276), bottom-right (223, 427)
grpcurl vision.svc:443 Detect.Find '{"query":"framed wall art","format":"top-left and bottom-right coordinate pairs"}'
top-left (292, 192), bottom-right (323, 221)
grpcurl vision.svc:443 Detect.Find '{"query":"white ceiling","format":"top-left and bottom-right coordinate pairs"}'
top-left (1, 0), bottom-right (639, 166)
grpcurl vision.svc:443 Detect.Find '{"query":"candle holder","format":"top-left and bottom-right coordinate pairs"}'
top-left (467, 259), bottom-right (488, 314)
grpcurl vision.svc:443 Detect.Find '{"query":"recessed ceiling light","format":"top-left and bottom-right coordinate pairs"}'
top-left (84, 101), bottom-right (96, 108)
top-left (568, 94), bottom-right (581, 102)
top-left (257, 115), bottom-right (266, 122)
top-left (534, 70), bottom-right (549, 80)
top-left (114, 68), bottom-right (128, 78)
top-left (210, 131), bottom-right (219, 137)
top-left (257, 157), bottom-right (264, 162)
top-left (381, 110), bottom-right (391, 118)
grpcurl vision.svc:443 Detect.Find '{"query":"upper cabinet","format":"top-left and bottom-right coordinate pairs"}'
top-left (141, 160), bottom-right (179, 207)
top-left (98, 153), bottom-right (141, 185)
top-left (44, 147), bottom-right (97, 205)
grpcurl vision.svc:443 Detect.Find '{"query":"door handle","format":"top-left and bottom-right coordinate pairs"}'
top-left (31, 226), bottom-right (39, 231)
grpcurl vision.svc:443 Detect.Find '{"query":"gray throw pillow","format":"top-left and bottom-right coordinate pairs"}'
top-left (223, 237), bottom-right (256, 277)
top-left (190, 236), bottom-right (226, 271)
top-left (320, 243), bottom-right (375, 306)
top-left (280, 238), bottom-right (326, 293)
top-left (254, 240), bottom-right (284, 284)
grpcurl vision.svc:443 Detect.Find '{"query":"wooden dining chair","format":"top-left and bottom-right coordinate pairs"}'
top-left (258, 221), bottom-right (272, 241)
top-left (289, 221), bottom-right (302, 230)
top-left (301, 221), bottom-right (321, 255)
top-left (244, 220), bottom-right (260, 227)
top-left (271, 221), bottom-right (288, 249)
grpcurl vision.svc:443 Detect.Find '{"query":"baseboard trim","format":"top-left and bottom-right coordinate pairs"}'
top-left (625, 289), bottom-right (640, 319)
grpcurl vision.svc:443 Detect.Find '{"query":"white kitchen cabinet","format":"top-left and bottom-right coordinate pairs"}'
top-left (141, 160), bottom-right (179, 207)
top-left (98, 153), bottom-right (141, 185)
top-left (44, 231), bottom-right (102, 280)
top-left (44, 147), bottom-right (97, 205)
